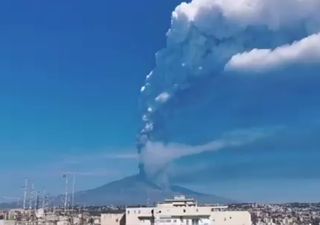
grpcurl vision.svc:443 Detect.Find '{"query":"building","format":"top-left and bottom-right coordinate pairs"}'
top-left (101, 213), bottom-right (125, 225)
top-left (0, 220), bottom-right (15, 225)
top-left (102, 196), bottom-right (251, 225)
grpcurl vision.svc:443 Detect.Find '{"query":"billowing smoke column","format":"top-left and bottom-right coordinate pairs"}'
top-left (138, 0), bottom-right (320, 179)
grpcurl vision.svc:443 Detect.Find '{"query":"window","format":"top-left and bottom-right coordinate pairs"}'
top-left (192, 219), bottom-right (199, 225)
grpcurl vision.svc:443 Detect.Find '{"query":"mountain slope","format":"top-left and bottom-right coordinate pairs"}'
top-left (75, 175), bottom-right (231, 206)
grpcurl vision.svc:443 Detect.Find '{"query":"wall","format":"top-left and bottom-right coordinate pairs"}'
top-left (101, 213), bottom-right (125, 225)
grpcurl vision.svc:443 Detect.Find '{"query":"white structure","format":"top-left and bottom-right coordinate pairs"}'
top-left (101, 213), bottom-right (125, 225)
top-left (0, 221), bottom-right (15, 225)
top-left (125, 196), bottom-right (251, 225)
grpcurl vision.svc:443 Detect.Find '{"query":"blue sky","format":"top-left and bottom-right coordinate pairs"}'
top-left (1, 0), bottom-right (320, 203)
top-left (0, 0), bottom-right (183, 201)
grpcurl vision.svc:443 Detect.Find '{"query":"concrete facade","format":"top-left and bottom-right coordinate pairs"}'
top-left (117, 196), bottom-right (251, 225)
top-left (0, 220), bottom-right (15, 225)
top-left (101, 213), bottom-right (125, 225)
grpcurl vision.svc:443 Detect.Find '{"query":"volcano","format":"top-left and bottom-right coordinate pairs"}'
top-left (74, 174), bottom-right (232, 206)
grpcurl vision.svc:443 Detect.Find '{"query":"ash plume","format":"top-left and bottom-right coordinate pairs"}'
top-left (137, 0), bottom-right (320, 180)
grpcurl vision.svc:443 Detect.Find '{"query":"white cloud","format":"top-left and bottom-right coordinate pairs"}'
top-left (141, 127), bottom-right (276, 177)
top-left (155, 92), bottom-right (171, 103)
top-left (225, 33), bottom-right (320, 73)
top-left (140, 0), bottom-right (320, 146)
top-left (172, 0), bottom-right (320, 33)
top-left (138, 0), bottom-right (320, 181)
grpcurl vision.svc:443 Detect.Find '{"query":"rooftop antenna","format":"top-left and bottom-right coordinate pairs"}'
top-left (41, 190), bottom-right (47, 209)
top-left (23, 179), bottom-right (29, 210)
top-left (71, 174), bottom-right (76, 211)
top-left (63, 174), bottom-right (69, 212)
top-left (35, 191), bottom-right (40, 210)
top-left (29, 183), bottom-right (34, 210)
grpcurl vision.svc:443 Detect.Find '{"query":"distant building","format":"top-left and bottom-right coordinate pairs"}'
top-left (102, 196), bottom-right (251, 225)
top-left (0, 220), bottom-right (15, 225)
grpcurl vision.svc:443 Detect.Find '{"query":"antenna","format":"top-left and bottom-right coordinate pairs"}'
top-left (41, 190), bottom-right (47, 209)
top-left (29, 183), bottom-right (34, 210)
top-left (71, 174), bottom-right (76, 211)
top-left (35, 191), bottom-right (39, 210)
top-left (63, 174), bottom-right (69, 212)
top-left (23, 179), bottom-right (29, 210)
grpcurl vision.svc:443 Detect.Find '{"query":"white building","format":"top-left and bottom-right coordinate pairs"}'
top-left (101, 213), bottom-right (125, 225)
top-left (0, 220), bottom-right (15, 225)
top-left (101, 196), bottom-right (251, 225)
